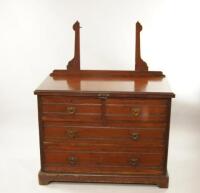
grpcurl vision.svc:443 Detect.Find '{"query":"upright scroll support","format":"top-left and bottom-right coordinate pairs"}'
top-left (67, 21), bottom-right (81, 71)
top-left (135, 22), bottom-right (148, 72)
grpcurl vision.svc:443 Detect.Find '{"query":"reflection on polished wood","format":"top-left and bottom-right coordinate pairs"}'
top-left (35, 75), bottom-right (174, 98)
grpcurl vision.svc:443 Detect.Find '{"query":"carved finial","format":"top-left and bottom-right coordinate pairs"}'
top-left (73, 21), bottom-right (81, 30)
top-left (67, 21), bottom-right (81, 71)
top-left (135, 21), bottom-right (148, 72)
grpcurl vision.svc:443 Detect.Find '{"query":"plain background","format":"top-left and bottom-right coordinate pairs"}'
top-left (0, 0), bottom-right (200, 192)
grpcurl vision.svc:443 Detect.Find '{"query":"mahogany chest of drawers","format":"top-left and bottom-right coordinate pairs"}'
top-left (34, 21), bottom-right (175, 188)
top-left (34, 75), bottom-right (175, 188)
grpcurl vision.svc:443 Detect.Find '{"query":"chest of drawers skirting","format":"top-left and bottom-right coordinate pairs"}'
top-left (34, 75), bottom-right (175, 188)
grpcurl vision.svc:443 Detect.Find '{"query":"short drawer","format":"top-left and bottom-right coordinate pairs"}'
top-left (41, 113), bottom-right (102, 122)
top-left (105, 98), bottom-right (168, 122)
top-left (41, 104), bottom-right (101, 122)
top-left (41, 96), bottom-right (101, 105)
top-left (41, 96), bottom-right (102, 122)
top-left (43, 151), bottom-right (164, 175)
top-left (106, 98), bottom-right (168, 106)
top-left (42, 104), bottom-right (101, 114)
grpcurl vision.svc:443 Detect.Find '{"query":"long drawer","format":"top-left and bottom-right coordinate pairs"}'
top-left (43, 151), bottom-right (164, 175)
top-left (43, 126), bottom-right (165, 148)
top-left (43, 141), bottom-right (164, 153)
top-left (43, 121), bottom-right (167, 129)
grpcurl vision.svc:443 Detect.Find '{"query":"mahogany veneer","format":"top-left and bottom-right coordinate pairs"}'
top-left (34, 21), bottom-right (175, 188)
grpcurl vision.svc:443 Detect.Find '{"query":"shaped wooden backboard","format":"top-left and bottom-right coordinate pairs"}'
top-left (52, 21), bottom-right (163, 78)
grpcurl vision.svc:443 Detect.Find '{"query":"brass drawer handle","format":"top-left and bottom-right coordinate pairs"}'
top-left (67, 156), bottom-right (77, 165)
top-left (66, 129), bottom-right (77, 139)
top-left (132, 108), bottom-right (140, 117)
top-left (131, 133), bottom-right (139, 140)
top-left (130, 158), bottom-right (138, 166)
top-left (67, 106), bottom-right (76, 115)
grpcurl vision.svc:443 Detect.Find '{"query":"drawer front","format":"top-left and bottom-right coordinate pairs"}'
top-left (42, 104), bottom-right (101, 114)
top-left (105, 98), bottom-right (168, 122)
top-left (43, 151), bottom-right (164, 175)
top-left (43, 121), bottom-right (167, 129)
top-left (44, 141), bottom-right (164, 153)
top-left (41, 96), bottom-right (101, 105)
top-left (106, 99), bottom-right (168, 105)
top-left (40, 96), bottom-right (168, 123)
top-left (43, 126), bottom-right (165, 148)
top-left (41, 113), bottom-right (102, 122)
top-left (41, 96), bottom-right (102, 122)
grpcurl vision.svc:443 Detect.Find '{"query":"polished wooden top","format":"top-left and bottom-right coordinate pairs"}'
top-left (34, 75), bottom-right (175, 98)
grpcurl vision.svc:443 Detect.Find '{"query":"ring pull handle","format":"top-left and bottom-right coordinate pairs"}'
top-left (67, 156), bottom-right (77, 166)
top-left (131, 133), bottom-right (139, 141)
top-left (130, 158), bottom-right (138, 167)
top-left (67, 106), bottom-right (76, 115)
top-left (131, 108), bottom-right (140, 117)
